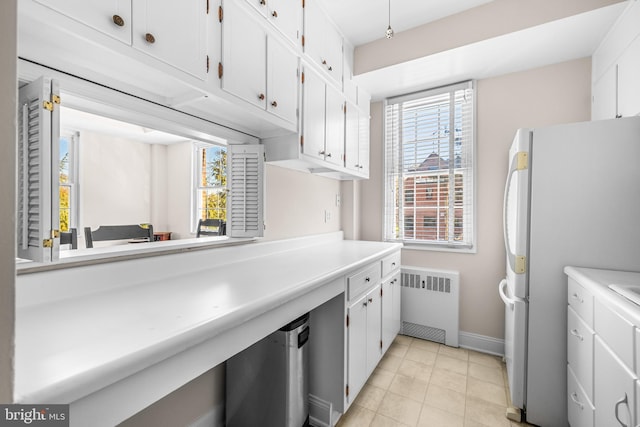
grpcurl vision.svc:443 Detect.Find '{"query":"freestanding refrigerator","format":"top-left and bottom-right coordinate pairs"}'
top-left (498, 116), bottom-right (640, 426)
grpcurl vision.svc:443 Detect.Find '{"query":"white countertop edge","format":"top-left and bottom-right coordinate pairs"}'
top-left (15, 235), bottom-right (402, 407)
top-left (564, 265), bottom-right (640, 324)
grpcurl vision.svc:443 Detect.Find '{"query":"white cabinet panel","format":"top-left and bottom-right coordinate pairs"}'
top-left (268, 0), bottom-right (302, 45)
top-left (567, 306), bottom-right (594, 401)
top-left (267, 36), bottom-right (299, 124)
top-left (132, 0), bottom-right (208, 79)
top-left (301, 67), bottom-right (326, 161)
top-left (595, 299), bottom-right (635, 369)
top-left (34, 0), bottom-right (132, 44)
top-left (594, 336), bottom-right (635, 427)
top-left (303, 0), bottom-right (342, 86)
top-left (618, 35), bottom-right (640, 118)
top-left (221, 0), bottom-right (267, 108)
top-left (365, 286), bottom-right (382, 377)
top-left (568, 365), bottom-right (594, 427)
top-left (381, 271), bottom-right (400, 354)
top-left (568, 277), bottom-right (594, 328)
top-left (347, 291), bottom-right (368, 404)
top-left (324, 84), bottom-right (345, 167)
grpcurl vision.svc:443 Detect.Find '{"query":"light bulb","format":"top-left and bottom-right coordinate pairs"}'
top-left (386, 25), bottom-right (394, 39)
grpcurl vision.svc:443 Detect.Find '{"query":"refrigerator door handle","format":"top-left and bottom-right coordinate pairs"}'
top-left (499, 279), bottom-right (517, 309)
top-left (503, 164), bottom-right (518, 273)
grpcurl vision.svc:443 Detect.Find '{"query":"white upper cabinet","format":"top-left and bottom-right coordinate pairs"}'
top-left (267, 36), bottom-right (299, 124)
top-left (324, 84), bottom-right (345, 167)
top-left (301, 67), bottom-right (326, 161)
top-left (344, 101), bottom-right (369, 177)
top-left (33, 0), bottom-right (133, 44)
top-left (303, 0), bottom-right (343, 87)
top-left (221, 0), bottom-right (267, 109)
top-left (220, 0), bottom-right (298, 126)
top-left (244, 0), bottom-right (301, 45)
top-left (132, 0), bottom-right (208, 79)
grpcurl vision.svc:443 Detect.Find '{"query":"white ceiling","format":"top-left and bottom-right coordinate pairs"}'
top-left (353, 3), bottom-right (627, 100)
top-left (319, 0), bottom-right (495, 47)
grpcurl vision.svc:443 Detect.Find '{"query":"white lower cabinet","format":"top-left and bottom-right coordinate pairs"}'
top-left (381, 271), bottom-right (400, 354)
top-left (309, 250), bottom-right (401, 422)
top-left (594, 336), bottom-right (635, 427)
top-left (565, 267), bottom-right (640, 427)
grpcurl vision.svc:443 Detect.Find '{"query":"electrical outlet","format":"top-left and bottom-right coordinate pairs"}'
top-left (324, 210), bottom-right (331, 223)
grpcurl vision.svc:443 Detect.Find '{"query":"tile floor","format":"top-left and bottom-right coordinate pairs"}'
top-left (336, 335), bottom-right (536, 427)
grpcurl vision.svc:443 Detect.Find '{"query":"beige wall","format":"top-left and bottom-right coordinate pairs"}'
top-left (361, 58), bottom-right (592, 339)
top-left (264, 165), bottom-right (342, 240)
top-left (0, 0), bottom-right (16, 404)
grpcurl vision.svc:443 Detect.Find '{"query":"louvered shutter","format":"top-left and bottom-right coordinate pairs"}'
top-left (227, 144), bottom-right (264, 238)
top-left (17, 77), bottom-right (61, 262)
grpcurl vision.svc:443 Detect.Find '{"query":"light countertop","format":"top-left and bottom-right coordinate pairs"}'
top-left (15, 233), bottom-right (401, 424)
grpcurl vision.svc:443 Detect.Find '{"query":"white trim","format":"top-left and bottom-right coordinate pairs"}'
top-left (458, 331), bottom-right (505, 357)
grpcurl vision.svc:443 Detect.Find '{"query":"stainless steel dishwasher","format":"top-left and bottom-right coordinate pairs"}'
top-left (226, 313), bottom-right (310, 427)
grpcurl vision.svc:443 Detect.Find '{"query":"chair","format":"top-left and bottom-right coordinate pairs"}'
top-left (84, 224), bottom-right (154, 248)
top-left (60, 228), bottom-right (78, 249)
top-left (196, 218), bottom-right (226, 237)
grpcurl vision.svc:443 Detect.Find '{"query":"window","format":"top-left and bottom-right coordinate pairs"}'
top-left (59, 132), bottom-right (78, 233)
top-left (194, 143), bottom-right (227, 228)
top-left (384, 81), bottom-right (475, 250)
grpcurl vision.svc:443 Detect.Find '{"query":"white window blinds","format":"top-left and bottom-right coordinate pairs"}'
top-left (227, 144), bottom-right (264, 238)
top-left (17, 77), bottom-right (61, 262)
top-left (384, 81), bottom-right (475, 249)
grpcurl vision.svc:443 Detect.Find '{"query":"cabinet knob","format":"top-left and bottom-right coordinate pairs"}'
top-left (271, 100), bottom-right (278, 107)
top-left (112, 14), bottom-right (125, 27)
top-left (365, 277), bottom-right (370, 282)
top-left (145, 33), bottom-right (156, 44)
top-left (569, 328), bottom-right (584, 341)
top-left (259, 0), bottom-right (266, 4)
top-left (368, 298), bottom-right (373, 303)
top-left (326, 153), bottom-right (332, 158)
top-left (271, 10), bottom-right (278, 18)
top-left (258, 93), bottom-right (265, 100)
top-left (363, 301), bottom-right (367, 307)
top-left (319, 150), bottom-right (325, 155)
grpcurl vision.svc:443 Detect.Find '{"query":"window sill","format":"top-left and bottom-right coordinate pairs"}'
top-left (16, 236), bottom-right (258, 275)
top-left (394, 241), bottom-right (477, 254)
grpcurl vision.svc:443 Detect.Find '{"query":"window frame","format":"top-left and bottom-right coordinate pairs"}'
top-left (192, 142), bottom-right (228, 233)
top-left (383, 81), bottom-right (477, 253)
top-left (59, 131), bottom-right (79, 234)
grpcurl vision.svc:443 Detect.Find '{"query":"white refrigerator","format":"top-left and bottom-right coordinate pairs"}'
top-left (499, 116), bottom-right (640, 426)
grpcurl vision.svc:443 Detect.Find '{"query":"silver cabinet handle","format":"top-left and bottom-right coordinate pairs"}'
top-left (570, 392), bottom-right (584, 410)
top-left (572, 292), bottom-right (584, 303)
top-left (614, 393), bottom-right (631, 427)
top-left (570, 328), bottom-right (584, 341)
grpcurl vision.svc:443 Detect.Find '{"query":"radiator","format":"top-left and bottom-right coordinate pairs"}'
top-left (400, 266), bottom-right (460, 347)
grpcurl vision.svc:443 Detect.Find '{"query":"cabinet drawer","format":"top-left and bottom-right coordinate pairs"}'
top-left (347, 263), bottom-right (380, 301)
top-left (595, 299), bottom-right (635, 370)
top-left (568, 306), bottom-right (594, 401)
top-left (568, 277), bottom-right (594, 328)
top-left (381, 252), bottom-right (401, 277)
top-left (567, 365), bottom-right (594, 427)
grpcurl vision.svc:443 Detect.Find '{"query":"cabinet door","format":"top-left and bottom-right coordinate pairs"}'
top-left (347, 292), bottom-right (368, 403)
top-left (302, 0), bottom-right (325, 70)
top-left (366, 286), bottom-right (382, 376)
top-left (358, 111), bottom-right (370, 176)
top-left (618, 35), bottom-right (640, 117)
top-left (268, 0), bottom-right (301, 45)
top-left (267, 37), bottom-right (298, 124)
top-left (301, 68), bottom-right (325, 160)
top-left (381, 272), bottom-right (401, 354)
top-left (592, 66), bottom-right (617, 120)
top-left (132, 0), bottom-right (208, 79)
top-left (324, 84), bottom-right (345, 167)
top-left (221, 0), bottom-right (267, 109)
top-left (34, 0), bottom-right (132, 44)
top-left (594, 336), bottom-right (635, 427)
top-left (344, 102), bottom-right (359, 172)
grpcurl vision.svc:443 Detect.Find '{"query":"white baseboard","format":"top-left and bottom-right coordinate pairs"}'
top-left (458, 331), bottom-right (504, 357)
